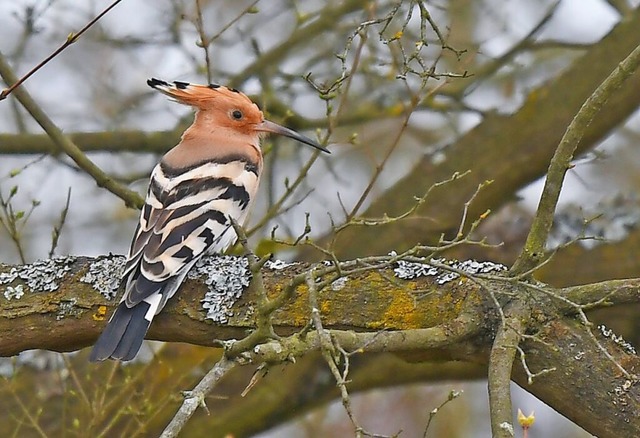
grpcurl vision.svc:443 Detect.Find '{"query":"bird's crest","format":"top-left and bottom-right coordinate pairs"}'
top-left (147, 78), bottom-right (256, 111)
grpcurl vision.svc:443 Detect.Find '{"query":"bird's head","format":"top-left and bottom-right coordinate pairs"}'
top-left (147, 78), bottom-right (329, 153)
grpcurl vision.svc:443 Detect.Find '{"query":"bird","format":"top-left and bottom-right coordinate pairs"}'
top-left (89, 78), bottom-right (329, 361)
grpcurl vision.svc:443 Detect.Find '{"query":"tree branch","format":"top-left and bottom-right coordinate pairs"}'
top-left (511, 41), bottom-right (640, 275)
top-left (1, 255), bottom-right (639, 437)
top-left (0, 0), bottom-right (123, 101)
top-left (0, 129), bottom-right (182, 155)
top-left (160, 356), bottom-right (236, 438)
top-left (488, 298), bottom-right (531, 438)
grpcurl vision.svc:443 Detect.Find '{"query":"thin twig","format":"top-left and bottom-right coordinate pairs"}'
top-left (193, 0), bottom-right (212, 83)
top-left (422, 390), bottom-right (463, 438)
top-left (488, 299), bottom-right (531, 438)
top-left (5, 378), bottom-right (48, 438)
top-left (0, 0), bottom-right (123, 101)
top-left (160, 356), bottom-right (236, 438)
top-left (48, 187), bottom-right (71, 258)
top-left (305, 271), bottom-right (395, 438)
top-left (246, 149), bottom-right (323, 236)
top-left (208, 0), bottom-right (260, 43)
top-left (0, 52), bottom-right (144, 209)
top-left (516, 346), bottom-right (556, 385)
top-left (334, 170), bottom-right (470, 234)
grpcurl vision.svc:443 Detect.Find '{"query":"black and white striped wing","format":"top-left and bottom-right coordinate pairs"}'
top-left (122, 160), bottom-right (256, 309)
top-left (89, 159), bottom-right (258, 361)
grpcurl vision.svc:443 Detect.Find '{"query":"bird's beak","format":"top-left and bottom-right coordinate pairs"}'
top-left (258, 120), bottom-right (330, 153)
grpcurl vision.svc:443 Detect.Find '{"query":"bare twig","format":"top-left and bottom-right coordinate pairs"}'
top-left (246, 149), bottom-right (323, 236)
top-left (207, 1), bottom-right (260, 44)
top-left (0, 0), bottom-right (123, 101)
top-left (334, 170), bottom-right (470, 234)
top-left (5, 377), bottom-right (48, 438)
top-left (305, 271), bottom-right (395, 438)
top-left (516, 346), bottom-right (556, 385)
top-left (422, 390), bottom-right (463, 438)
top-left (0, 52), bottom-right (145, 209)
top-left (193, 0), bottom-right (213, 83)
top-left (160, 356), bottom-right (236, 438)
top-left (48, 187), bottom-right (71, 258)
top-left (0, 181), bottom-right (42, 263)
top-left (488, 299), bottom-right (532, 438)
top-left (346, 88), bottom-right (419, 219)
top-left (229, 0), bottom-right (369, 89)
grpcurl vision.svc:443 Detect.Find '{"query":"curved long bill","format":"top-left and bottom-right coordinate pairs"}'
top-left (258, 120), bottom-right (330, 153)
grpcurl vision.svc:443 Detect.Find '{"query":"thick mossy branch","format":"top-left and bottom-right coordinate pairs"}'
top-left (0, 255), bottom-right (484, 356)
top-left (1, 255), bottom-right (639, 437)
top-left (0, 255), bottom-right (638, 356)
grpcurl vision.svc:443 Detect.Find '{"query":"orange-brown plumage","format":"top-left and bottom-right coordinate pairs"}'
top-left (150, 79), bottom-right (265, 169)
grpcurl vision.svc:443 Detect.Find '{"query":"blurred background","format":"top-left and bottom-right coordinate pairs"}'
top-left (2, 0), bottom-right (640, 436)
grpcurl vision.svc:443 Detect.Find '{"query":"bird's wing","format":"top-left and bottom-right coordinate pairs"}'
top-left (120, 160), bottom-right (257, 309)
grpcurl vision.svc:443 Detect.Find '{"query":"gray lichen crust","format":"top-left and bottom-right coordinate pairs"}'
top-left (56, 298), bottom-right (82, 320)
top-left (188, 255), bottom-right (251, 323)
top-left (79, 256), bottom-right (126, 300)
top-left (392, 254), bottom-right (507, 284)
top-left (599, 324), bottom-right (637, 355)
top-left (264, 259), bottom-right (299, 270)
top-left (4, 284), bottom-right (24, 300)
top-left (0, 256), bottom-right (77, 296)
top-left (78, 254), bottom-right (253, 322)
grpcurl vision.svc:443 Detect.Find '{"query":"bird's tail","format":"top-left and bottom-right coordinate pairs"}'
top-left (89, 295), bottom-right (160, 362)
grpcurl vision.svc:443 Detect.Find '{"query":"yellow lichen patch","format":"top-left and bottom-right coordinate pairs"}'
top-left (273, 283), bottom-right (311, 328)
top-left (320, 299), bottom-right (331, 315)
top-left (347, 271), bottom-right (426, 330)
top-left (267, 281), bottom-right (283, 299)
top-left (268, 269), bottom-right (476, 331)
top-left (376, 287), bottom-right (423, 330)
top-left (435, 279), bottom-right (468, 314)
top-left (93, 305), bottom-right (108, 321)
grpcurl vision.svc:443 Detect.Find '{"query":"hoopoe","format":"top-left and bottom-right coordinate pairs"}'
top-left (89, 78), bottom-right (329, 361)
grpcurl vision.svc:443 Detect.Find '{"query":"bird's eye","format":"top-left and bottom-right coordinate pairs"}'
top-left (231, 110), bottom-right (243, 120)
